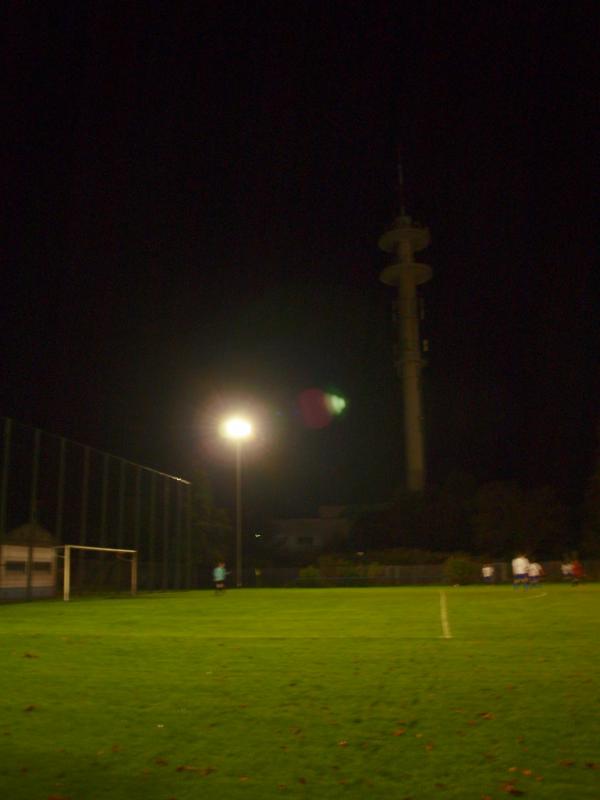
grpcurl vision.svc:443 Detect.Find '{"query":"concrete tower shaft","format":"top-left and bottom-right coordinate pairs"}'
top-left (379, 214), bottom-right (432, 493)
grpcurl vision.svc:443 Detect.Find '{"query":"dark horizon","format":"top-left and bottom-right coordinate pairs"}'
top-left (3, 4), bottom-right (598, 517)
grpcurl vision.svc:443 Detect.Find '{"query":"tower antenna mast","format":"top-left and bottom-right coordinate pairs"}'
top-left (378, 153), bottom-right (432, 492)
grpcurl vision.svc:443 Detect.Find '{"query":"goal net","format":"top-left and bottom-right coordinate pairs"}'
top-left (57, 545), bottom-right (138, 601)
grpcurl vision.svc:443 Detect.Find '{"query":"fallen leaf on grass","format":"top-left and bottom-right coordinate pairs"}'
top-left (111, 744), bottom-right (121, 753)
top-left (559, 760), bottom-right (575, 767)
top-left (175, 765), bottom-right (216, 775)
top-left (277, 784), bottom-right (287, 790)
top-left (501, 783), bottom-right (524, 796)
top-left (154, 757), bottom-right (168, 766)
top-left (338, 740), bottom-right (348, 747)
top-left (585, 763), bottom-right (599, 769)
top-left (298, 777), bottom-right (307, 784)
top-left (521, 769), bottom-right (532, 777)
top-left (479, 712), bottom-right (495, 720)
top-left (393, 729), bottom-right (406, 736)
top-left (24, 653), bottom-right (39, 658)
top-left (425, 742), bottom-right (434, 751)
top-left (24, 705), bottom-right (37, 712)
top-left (239, 776), bottom-right (250, 782)
top-left (508, 767), bottom-right (518, 773)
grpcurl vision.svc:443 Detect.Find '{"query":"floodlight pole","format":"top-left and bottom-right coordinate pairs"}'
top-left (235, 440), bottom-right (243, 588)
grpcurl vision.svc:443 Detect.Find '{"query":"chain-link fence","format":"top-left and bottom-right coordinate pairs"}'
top-left (223, 561), bottom-right (600, 588)
top-left (0, 416), bottom-right (193, 597)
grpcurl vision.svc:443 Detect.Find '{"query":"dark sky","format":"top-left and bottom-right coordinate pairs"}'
top-left (3, 3), bottom-right (598, 515)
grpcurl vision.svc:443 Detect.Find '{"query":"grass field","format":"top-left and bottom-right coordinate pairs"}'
top-left (1, 586), bottom-right (599, 799)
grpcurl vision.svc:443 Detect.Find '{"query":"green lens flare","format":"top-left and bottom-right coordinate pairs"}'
top-left (326, 394), bottom-right (347, 415)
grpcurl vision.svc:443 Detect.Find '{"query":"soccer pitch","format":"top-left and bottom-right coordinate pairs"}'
top-left (1, 587), bottom-right (599, 799)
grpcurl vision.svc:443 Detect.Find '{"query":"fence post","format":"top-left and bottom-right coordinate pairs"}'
top-left (29, 428), bottom-right (41, 525)
top-left (117, 459), bottom-right (126, 549)
top-left (174, 482), bottom-right (182, 589)
top-left (80, 447), bottom-right (90, 546)
top-left (186, 483), bottom-right (192, 589)
top-left (55, 438), bottom-right (66, 544)
top-left (99, 452), bottom-right (109, 548)
top-left (148, 472), bottom-right (157, 589)
top-left (26, 429), bottom-right (42, 601)
top-left (134, 465), bottom-right (142, 553)
top-left (162, 479), bottom-right (170, 590)
top-left (77, 446), bottom-right (90, 593)
top-left (0, 418), bottom-right (12, 539)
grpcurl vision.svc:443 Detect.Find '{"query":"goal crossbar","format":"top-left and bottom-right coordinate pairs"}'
top-left (57, 545), bottom-right (138, 601)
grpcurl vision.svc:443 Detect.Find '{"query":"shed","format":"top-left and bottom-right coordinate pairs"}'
top-left (0, 523), bottom-right (57, 600)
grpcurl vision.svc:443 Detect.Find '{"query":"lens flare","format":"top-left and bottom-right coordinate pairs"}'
top-left (326, 393), bottom-right (347, 415)
top-left (298, 388), bottom-right (331, 429)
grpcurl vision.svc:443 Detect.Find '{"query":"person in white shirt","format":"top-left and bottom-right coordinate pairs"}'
top-left (481, 564), bottom-right (495, 584)
top-left (527, 561), bottom-right (543, 585)
top-left (561, 562), bottom-right (573, 581)
top-left (511, 554), bottom-right (530, 588)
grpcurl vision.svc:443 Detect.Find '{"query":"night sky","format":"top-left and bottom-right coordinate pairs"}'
top-left (3, 4), bottom-right (598, 516)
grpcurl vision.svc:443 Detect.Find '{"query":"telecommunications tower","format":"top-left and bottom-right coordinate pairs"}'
top-left (378, 161), bottom-right (432, 492)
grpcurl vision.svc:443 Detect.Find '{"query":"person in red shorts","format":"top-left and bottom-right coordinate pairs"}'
top-left (571, 559), bottom-right (584, 585)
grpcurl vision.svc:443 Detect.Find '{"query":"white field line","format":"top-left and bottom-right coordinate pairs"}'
top-left (439, 590), bottom-right (452, 639)
top-left (526, 592), bottom-right (548, 599)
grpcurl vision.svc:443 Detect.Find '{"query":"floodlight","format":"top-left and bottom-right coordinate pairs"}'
top-left (222, 417), bottom-right (253, 440)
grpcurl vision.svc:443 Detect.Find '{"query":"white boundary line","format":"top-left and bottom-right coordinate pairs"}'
top-left (526, 592), bottom-right (548, 599)
top-left (439, 590), bottom-right (452, 639)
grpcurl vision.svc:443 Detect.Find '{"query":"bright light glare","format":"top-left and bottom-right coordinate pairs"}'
top-left (326, 393), bottom-right (347, 415)
top-left (221, 417), bottom-right (253, 440)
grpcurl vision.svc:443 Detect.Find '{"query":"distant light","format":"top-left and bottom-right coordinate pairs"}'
top-left (254, 533), bottom-right (262, 538)
top-left (326, 393), bottom-right (347, 415)
top-left (221, 417), bottom-right (253, 440)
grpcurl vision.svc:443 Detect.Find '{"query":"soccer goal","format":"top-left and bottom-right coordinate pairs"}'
top-left (57, 545), bottom-right (138, 601)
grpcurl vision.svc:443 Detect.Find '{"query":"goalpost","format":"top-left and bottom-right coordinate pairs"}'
top-left (57, 545), bottom-right (138, 602)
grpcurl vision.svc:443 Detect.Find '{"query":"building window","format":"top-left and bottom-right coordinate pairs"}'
top-left (33, 562), bottom-right (52, 572)
top-left (5, 561), bottom-right (27, 572)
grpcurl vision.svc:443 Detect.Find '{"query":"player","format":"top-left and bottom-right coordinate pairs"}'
top-left (571, 559), bottom-right (584, 586)
top-left (213, 562), bottom-right (228, 594)
top-left (561, 561), bottom-right (573, 582)
top-left (481, 563), bottom-right (495, 584)
top-left (527, 560), bottom-right (544, 585)
top-left (511, 553), bottom-right (530, 589)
